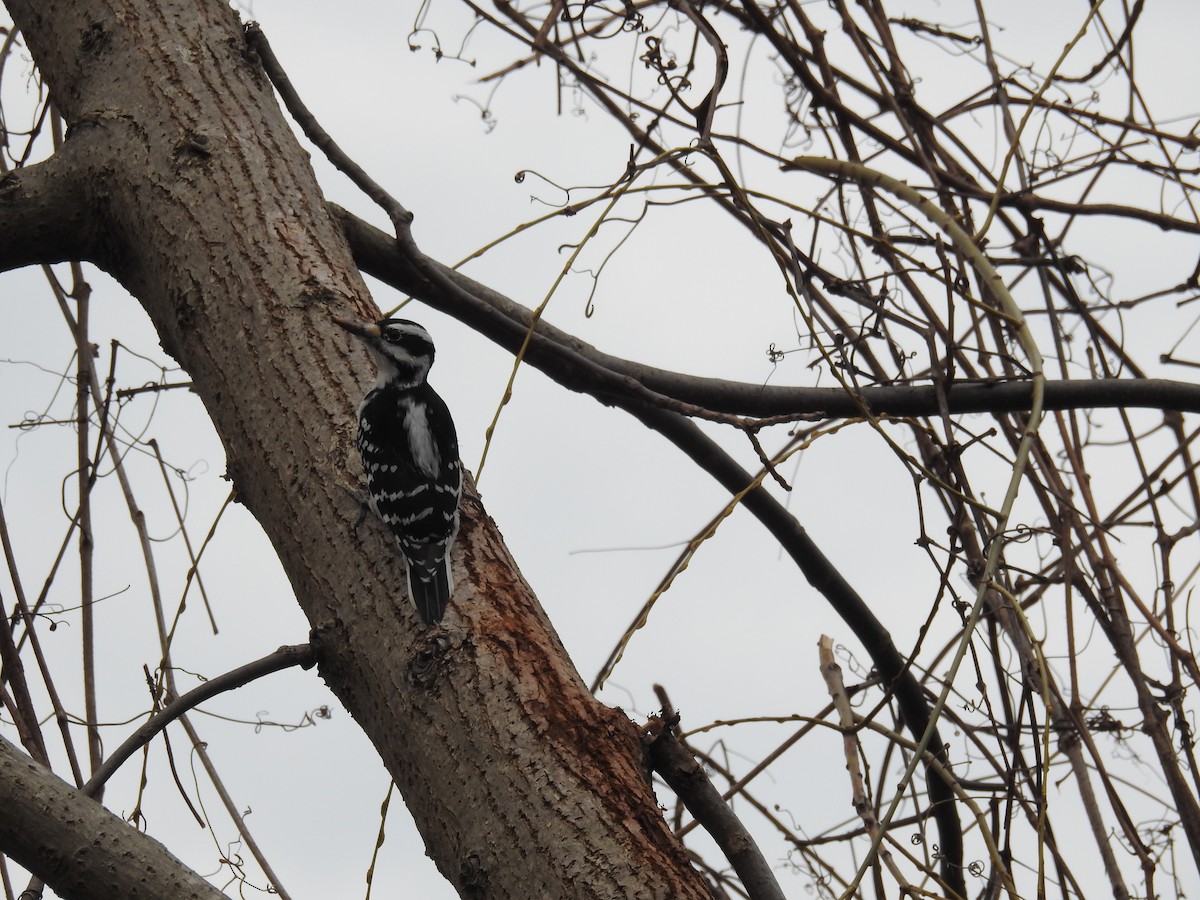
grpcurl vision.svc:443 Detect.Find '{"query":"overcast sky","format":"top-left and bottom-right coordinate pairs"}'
top-left (3, 1), bottom-right (1200, 897)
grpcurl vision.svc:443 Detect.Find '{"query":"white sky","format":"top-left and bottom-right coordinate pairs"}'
top-left (2, 0), bottom-right (1200, 897)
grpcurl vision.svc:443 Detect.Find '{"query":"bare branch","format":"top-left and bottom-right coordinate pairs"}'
top-left (645, 695), bottom-right (786, 900)
top-left (338, 208), bottom-right (1200, 418)
top-left (0, 733), bottom-right (228, 900)
top-left (82, 643), bottom-right (316, 797)
top-left (0, 147), bottom-right (96, 271)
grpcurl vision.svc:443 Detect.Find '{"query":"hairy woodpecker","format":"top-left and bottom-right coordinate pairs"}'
top-left (334, 314), bottom-right (462, 624)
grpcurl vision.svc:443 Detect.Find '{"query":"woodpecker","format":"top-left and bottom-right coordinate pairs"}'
top-left (334, 314), bottom-right (462, 624)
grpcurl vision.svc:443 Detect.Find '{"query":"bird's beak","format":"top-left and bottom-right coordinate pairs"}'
top-left (333, 314), bottom-right (381, 340)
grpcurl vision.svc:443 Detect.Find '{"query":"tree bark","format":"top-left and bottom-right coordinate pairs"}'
top-left (0, 734), bottom-right (227, 900)
top-left (0, 1), bottom-right (710, 896)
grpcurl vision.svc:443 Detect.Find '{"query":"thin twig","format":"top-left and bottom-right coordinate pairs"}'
top-left (244, 23), bottom-right (412, 231)
top-left (0, 495), bottom-right (82, 785)
top-left (82, 644), bottom-right (316, 797)
top-left (148, 439), bottom-right (219, 635)
top-left (818, 635), bottom-right (910, 893)
top-left (76, 345), bottom-right (298, 900)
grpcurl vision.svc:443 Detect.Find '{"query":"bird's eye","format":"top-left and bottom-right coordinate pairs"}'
top-left (381, 328), bottom-right (431, 356)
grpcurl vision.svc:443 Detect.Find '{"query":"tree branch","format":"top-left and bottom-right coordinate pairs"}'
top-left (621, 397), bottom-right (968, 896)
top-left (82, 643), bottom-right (316, 798)
top-left (0, 734), bottom-right (227, 900)
top-left (0, 146), bottom-right (97, 271)
top-left (5, 4), bottom-right (717, 896)
top-left (644, 714), bottom-right (786, 900)
top-left (334, 197), bottom-right (970, 892)
top-left (335, 207), bottom-right (1200, 420)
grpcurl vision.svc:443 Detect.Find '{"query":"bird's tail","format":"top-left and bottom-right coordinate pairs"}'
top-left (404, 554), bottom-right (453, 625)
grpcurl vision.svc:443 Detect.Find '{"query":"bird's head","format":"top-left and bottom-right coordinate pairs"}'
top-left (334, 315), bottom-right (435, 389)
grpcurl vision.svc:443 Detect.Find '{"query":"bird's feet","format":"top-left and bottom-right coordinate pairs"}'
top-left (340, 484), bottom-right (372, 535)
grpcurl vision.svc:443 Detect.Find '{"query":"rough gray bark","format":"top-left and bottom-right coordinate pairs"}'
top-left (0, 1), bottom-right (711, 896)
top-left (0, 734), bottom-right (227, 900)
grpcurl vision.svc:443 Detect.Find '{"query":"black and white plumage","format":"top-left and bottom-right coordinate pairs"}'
top-left (335, 315), bottom-right (463, 625)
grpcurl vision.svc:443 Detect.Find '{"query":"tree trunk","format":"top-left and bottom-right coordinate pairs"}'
top-left (0, 1), bottom-right (710, 896)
